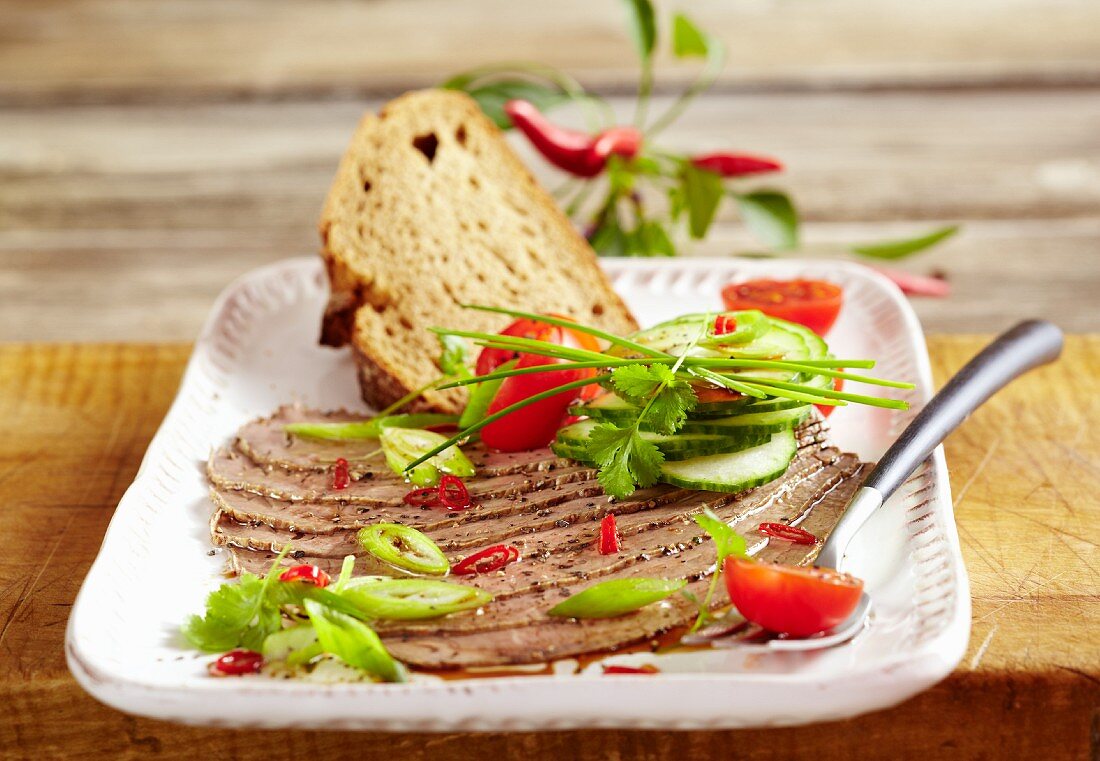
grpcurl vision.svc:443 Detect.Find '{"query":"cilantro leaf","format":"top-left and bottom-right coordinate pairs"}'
top-left (586, 423), bottom-right (664, 499)
top-left (646, 376), bottom-right (697, 434)
top-left (182, 572), bottom-right (280, 652)
top-left (610, 364), bottom-right (668, 404)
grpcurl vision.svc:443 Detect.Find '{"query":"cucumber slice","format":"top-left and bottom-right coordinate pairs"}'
top-left (679, 406), bottom-right (810, 435)
top-left (555, 419), bottom-right (771, 461)
top-left (568, 393), bottom-right (639, 424)
top-left (659, 430), bottom-right (797, 492)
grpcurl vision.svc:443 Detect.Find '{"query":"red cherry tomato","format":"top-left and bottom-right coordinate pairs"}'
top-left (721, 279), bottom-right (843, 336)
top-left (692, 386), bottom-right (744, 405)
top-left (476, 316), bottom-right (601, 451)
top-left (475, 319), bottom-right (559, 376)
top-left (723, 556), bottom-right (864, 637)
top-left (815, 375), bottom-right (844, 418)
top-left (481, 352), bottom-right (593, 451)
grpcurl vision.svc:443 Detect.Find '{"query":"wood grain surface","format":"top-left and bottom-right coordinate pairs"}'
top-left (0, 338), bottom-right (1096, 760)
top-left (3, 91), bottom-right (1100, 340)
top-left (4, 0), bottom-right (1100, 102)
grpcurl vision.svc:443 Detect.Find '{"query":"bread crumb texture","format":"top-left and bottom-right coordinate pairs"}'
top-left (319, 89), bottom-right (638, 414)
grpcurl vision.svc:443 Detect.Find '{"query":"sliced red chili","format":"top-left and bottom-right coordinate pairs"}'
top-left (209, 649), bottom-right (263, 676)
top-left (438, 474), bottom-right (473, 511)
top-left (403, 487), bottom-right (442, 507)
top-left (713, 314), bottom-right (738, 335)
top-left (598, 514), bottom-right (620, 555)
top-left (602, 664), bottom-right (659, 675)
top-left (332, 457), bottom-right (350, 490)
top-left (452, 544), bottom-right (520, 575)
top-left (759, 522), bottom-right (818, 545)
top-left (278, 564), bottom-right (331, 587)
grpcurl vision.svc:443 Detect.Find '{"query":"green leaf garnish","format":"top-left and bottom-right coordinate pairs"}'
top-left (690, 508), bottom-right (749, 631)
top-left (622, 0), bottom-right (657, 61)
top-left (672, 13), bottom-right (709, 58)
top-left (681, 162), bottom-right (724, 239)
top-left (548, 577), bottom-right (686, 618)
top-left (736, 190), bottom-right (800, 251)
top-left (182, 546), bottom-right (291, 652)
top-left (586, 423), bottom-right (664, 498)
top-left (851, 225), bottom-right (959, 260)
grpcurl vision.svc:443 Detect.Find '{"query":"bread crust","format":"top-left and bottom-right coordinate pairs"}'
top-left (319, 89), bottom-right (638, 414)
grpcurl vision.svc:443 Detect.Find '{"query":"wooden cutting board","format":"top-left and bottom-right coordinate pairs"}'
top-left (0, 337), bottom-right (1096, 760)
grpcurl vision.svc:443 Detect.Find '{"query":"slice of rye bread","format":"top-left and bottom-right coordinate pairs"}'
top-left (318, 89), bottom-right (638, 414)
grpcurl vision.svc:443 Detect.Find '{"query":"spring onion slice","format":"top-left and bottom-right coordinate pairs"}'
top-left (379, 427), bottom-right (474, 486)
top-left (285, 413), bottom-right (458, 441)
top-left (357, 524), bottom-right (450, 576)
top-left (548, 578), bottom-right (687, 619)
top-left (340, 578), bottom-right (492, 620)
top-left (303, 599), bottom-right (406, 683)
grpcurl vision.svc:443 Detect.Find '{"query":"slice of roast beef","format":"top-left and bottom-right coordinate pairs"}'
top-left (222, 453), bottom-right (861, 613)
top-left (207, 446), bottom-right (596, 505)
top-left (238, 405), bottom-right (563, 477)
top-left (379, 464), bottom-right (862, 668)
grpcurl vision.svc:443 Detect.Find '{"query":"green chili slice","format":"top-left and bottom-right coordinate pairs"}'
top-left (357, 523), bottom-right (450, 576)
top-left (340, 578), bottom-right (492, 619)
top-left (285, 413), bottom-right (458, 441)
top-left (379, 427), bottom-right (475, 487)
top-left (548, 578), bottom-right (687, 619)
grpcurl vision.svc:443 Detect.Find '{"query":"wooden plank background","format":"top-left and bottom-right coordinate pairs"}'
top-left (2, 0), bottom-right (1100, 340)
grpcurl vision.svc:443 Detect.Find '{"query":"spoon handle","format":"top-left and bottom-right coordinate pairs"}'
top-left (815, 319), bottom-right (1063, 571)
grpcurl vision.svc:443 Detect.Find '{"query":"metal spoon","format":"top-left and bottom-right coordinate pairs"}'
top-left (701, 319), bottom-right (1064, 651)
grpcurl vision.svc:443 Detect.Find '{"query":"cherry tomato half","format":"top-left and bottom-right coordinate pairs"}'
top-left (481, 352), bottom-right (593, 451)
top-left (477, 316), bottom-right (601, 451)
top-left (721, 279), bottom-right (843, 336)
top-left (723, 556), bottom-right (864, 637)
top-left (814, 374), bottom-right (844, 419)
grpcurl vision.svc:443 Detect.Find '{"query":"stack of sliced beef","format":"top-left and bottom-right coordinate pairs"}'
top-left (206, 405), bottom-right (867, 668)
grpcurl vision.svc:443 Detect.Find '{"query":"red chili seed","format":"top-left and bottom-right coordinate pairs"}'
top-left (452, 544), bottom-right (520, 575)
top-left (278, 564), bottom-right (331, 587)
top-left (602, 664), bottom-right (659, 675)
top-left (209, 649), bottom-right (263, 676)
top-left (598, 514), bottom-right (620, 555)
top-left (332, 458), bottom-right (350, 490)
top-left (439, 474), bottom-right (473, 511)
top-left (714, 315), bottom-right (738, 335)
top-left (758, 522), bottom-right (818, 545)
top-left (403, 487), bottom-right (442, 507)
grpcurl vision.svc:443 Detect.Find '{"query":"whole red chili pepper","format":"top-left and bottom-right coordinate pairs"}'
top-left (504, 99), bottom-right (642, 178)
top-left (758, 522), bottom-right (818, 545)
top-left (691, 152), bottom-right (783, 177)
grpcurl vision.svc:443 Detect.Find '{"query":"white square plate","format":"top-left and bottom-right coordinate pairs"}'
top-left (66, 257), bottom-right (969, 730)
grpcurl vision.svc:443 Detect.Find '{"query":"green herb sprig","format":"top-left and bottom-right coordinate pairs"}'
top-left (443, 1), bottom-right (958, 262)
top-left (401, 305), bottom-right (914, 498)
